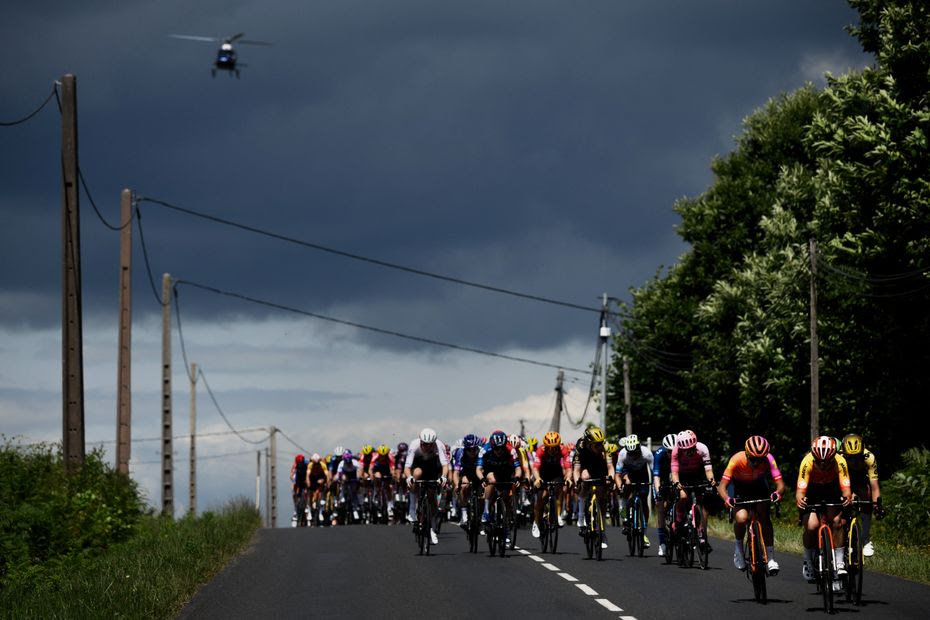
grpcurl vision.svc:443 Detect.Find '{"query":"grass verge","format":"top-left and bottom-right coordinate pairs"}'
top-left (0, 497), bottom-right (260, 619)
top-left (705, 514), bottom-right (930, 585)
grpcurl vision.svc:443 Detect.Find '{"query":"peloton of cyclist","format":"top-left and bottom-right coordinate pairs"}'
top-left (403, 428), bottom-right (450, 545)
top-left (572, 426), bottom-right (615, 549)
top-left (841, 433), bottom-right (883, 557)
top-left (670, 429), bottom-right (716, 550)
top-left (652, 433), bottom-right (677, 556)
top-left (452, 434), bottom-right (482, 526)
top-left (477, 430), bottom-right (521, 525)
top-left (531, 431), bottom-right (571, 538)
top-left (717, 435), bottom-right (785, 575)
top-left (617, 434), bottom-right (654, 549)
top-left (797, 436), bottom-right (852, 585)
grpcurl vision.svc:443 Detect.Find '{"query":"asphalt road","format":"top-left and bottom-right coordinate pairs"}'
top-left (180, 522), bottom-right (930, 619)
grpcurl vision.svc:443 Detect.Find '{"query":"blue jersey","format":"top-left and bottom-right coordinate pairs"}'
top-left (477, 443), bottom-right (520, 473)
top-left (329, 456), bottom-right (342, 476)
top-left (652, 447), bottom-right (672, 481)
top-left (452, 446), bottom-right (480, 472)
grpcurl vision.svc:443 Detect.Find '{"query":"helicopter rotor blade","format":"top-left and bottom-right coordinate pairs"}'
top-left (227, 32), bottom-right (246, 43)
top-left (238, 39), bottom-right (273, 46)
top-left (169, 34), bottom-right (218, 43)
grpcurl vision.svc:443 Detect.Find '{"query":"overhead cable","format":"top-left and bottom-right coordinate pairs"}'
top-left (0, 84), bottom-right (57, 126)
top-left (173, 278), bottom-right (593, 375)
top-left (137, 196), bottom-right (611, 315)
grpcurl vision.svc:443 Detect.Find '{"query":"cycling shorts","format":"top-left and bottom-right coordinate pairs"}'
top-left (733, 478), bottom-right (771, 501)
top-left (459, 467), bottom-right (480, 484)
top-left (372, 463), bottom-right (391, 477)
top-left (538, 462), bottom-right (565, 482)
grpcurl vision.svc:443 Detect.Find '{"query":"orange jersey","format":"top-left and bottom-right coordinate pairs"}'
top-left (721, 451), bottom-right (782, 484)
top-left (797, 453), bottom-right (851, 492)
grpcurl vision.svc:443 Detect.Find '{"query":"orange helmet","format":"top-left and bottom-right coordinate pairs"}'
top-left (744, 435), bottom-right (770, 458)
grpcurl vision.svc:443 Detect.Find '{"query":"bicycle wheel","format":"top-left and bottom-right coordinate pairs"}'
top-left (749, 522), bottom-right (767, 603)
top-left (848, 519), bottom-right (864, 605)
top-left (685, 523), bottom-right (697, 568)
top-left (694, 508), bottom-right (709, 570)
top-left (819, 528), bottom-right (834, 613)
top-left (593, 501), bottom-right (604, 561)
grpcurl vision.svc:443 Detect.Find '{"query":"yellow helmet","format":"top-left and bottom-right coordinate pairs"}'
top-left (842, 434), bottom-right (863, 456)
top-left (605, 442), bottom-right (619, 455)
top-left (543, 431), bottom-right (561, 447)
top-left (376, 444), bottom-right (390, 456)
top-left (323, 454), bottom-right (332, 464)
top-left (526, 437), bottom-right (538, 450)
top-left (361, 444), bottom-right (373, 455)
top-left (585, 426), bottom-right (605, 444)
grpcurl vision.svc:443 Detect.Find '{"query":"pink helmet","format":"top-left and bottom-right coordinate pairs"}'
top-left (676, 429), bottom-right (697, 450)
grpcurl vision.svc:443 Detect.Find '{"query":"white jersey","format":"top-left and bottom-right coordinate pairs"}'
top-left (404, 438), bottom-right (450, 469)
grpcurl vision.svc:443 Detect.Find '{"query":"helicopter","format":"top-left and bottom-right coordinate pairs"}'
top-left (169, 33), bottom-right (271, 78)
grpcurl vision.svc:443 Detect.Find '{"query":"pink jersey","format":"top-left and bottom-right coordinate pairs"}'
top-left (671, 442), bottom-right (713, 475)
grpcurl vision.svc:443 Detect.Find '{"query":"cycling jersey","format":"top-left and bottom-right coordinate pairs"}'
top-left (328, 456), bottom-right (343, 477)
top-left (370, 453), bottom-right (394, 477)
top-left (671, 443), bottom-right (713, 477)
top-left (404, 439), bottom-right (449, 480)
top-left (652, 447), bottom-right (672, 483)
top-left (572, 438), bottom-right (609, 479)
top-left (308, 461), bottom-right (327, 480)
top-left (337, 458), bottom-right (361, 480)
top-left (477, 444), bottom-right (520, 478)
top-left (618, 446), bottom-right (654, 483)
top-left (796, 453), bottom-right (851, 493)
top-left (535, 445), bottom-right (570, 481)
top-left (292, 460), bottom-right (309, 489)
top-left (721, 451), bottom-right (782, 484)
top-left (452, 446), bottom-right (480, 473)
top-left (844, 449), bottom-right (879, 483)
top-left (393, 450), bottom-right (408, 470)
top-left (359, 452), bottom-right (375, 474)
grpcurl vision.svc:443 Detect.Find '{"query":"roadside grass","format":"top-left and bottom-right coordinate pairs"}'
top-left (0, 498), bottom-right (260, 619)
top-left (705, 514), bottom-right (930, 585)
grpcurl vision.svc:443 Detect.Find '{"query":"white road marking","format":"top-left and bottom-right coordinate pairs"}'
top-left (517, 549), bottom-right (531, 555)
top-left (595, 599), bottom-right (623, 612)
top-left (576, 584), bottom-right (598, 595)
top-left (541, 563), bottom-right (560, 571)
top-left (528, 555), bottom-right (545, 562)
top-left (558, 572), bottom-right (578, 582)
top-left (620, 616), bottom-right (638, 620)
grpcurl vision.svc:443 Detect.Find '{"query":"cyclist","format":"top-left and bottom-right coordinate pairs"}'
top-left (477, 431), bottom-right (521, 530)
top-left (290, 453), bottom-right (310, 526)
top-left (368, 444), bottom-right (394, 519)
top-left (717, 435), bottom-right (785, 574)
top-left (797, 436), bottom-right (852, 585)
top-left (306, 453), bottom-right (330, 525)
top-left (452, 434), bottom-right (482, 526)
top-left (617, 434), bottom-right (654, 549)
top-left (336, 450), bottom-right (362, 522)
top-left (652, 433), bottom-right (677, 556)
top-left (358, 444), bottom-right (375, 478)
top-left (841, 433), bottom-right (883, 557)
top-left (403, 428), bottom-right (450, 545)
top-left (670, 429), bottom-right (716, 550)
top-left (509, 434), bottom-right (531, 480)
top-left (531, 431), bottom-right (571, 538)
top-left (606, 441), bottom-right (620, 469)
top-left (572, 426), bottom-right (615, 549)
top-left (393, 441), bottom-right (409, 486)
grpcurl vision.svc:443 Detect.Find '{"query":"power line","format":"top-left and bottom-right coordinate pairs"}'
top-left (276, 428), bottom-right (311, 455)
top-left (198, 367), bottom-right (269, 445)
top-left (137, 196), bottom-right (609, 315)
top-left (87, 428), bottom-right (269, 445)
top-left (173, 278), bottom-right (593, 375)
top-left (78, 167), bottom-right (132, 231)
top-left (0, 84), bottom-right (57, 126)
top-left (131, 448), bottom-right (257, 465)
top-left (134, 204), bottom-right (164, 305)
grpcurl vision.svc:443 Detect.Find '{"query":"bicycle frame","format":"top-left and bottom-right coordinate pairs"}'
top-left (732, 498), bottom-right (773, 603)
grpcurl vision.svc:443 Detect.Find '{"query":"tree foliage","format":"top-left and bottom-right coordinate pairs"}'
top-left (609, 0), bottom-right (930, 474)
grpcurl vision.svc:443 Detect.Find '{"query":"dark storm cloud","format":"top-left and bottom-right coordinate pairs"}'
top-left (1, 1), bottom-right (869, 350)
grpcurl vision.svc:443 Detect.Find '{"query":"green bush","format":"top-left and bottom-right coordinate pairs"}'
top-left (879, 447), bottom-right (930, 546)
top-left (0, 439), bottom-right (147, 588)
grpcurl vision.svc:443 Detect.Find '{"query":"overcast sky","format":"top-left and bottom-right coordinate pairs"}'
top-left (1, 1), bottom-right (870, 522)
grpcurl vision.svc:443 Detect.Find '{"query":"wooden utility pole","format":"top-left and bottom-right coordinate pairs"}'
top-left (116, 189), bottom-right (132, 475)
top-left (623, 356), bottom-right (632, 436)
top-left (161, 273), bottom-right (173, 516)
top-left (188, 362), bottom-right (197, 517)
top-left (549, 370), bottom-right (564, 433)
top-left (599, 293), bottom-right (610, 431)
top-left (269, 426), bottom-right (277, 527)
top-left (60, 74), bottom-right (85, 473)
top-left (810, 239), bottom-right (820, 440)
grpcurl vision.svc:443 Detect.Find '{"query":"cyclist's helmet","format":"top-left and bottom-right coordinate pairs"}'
top-left (584, 426), bottom-right (605, 444)
top-left (676, 429), bottom-right (697, 450)
top-left (605, 442), bottom-right (619, 455)
top-left (527, 437), bottom-right (538, 450)
top-left (744, 435), bottom-right (770, 458)
top-left (419, 428), bottom-right (438, 444)
top-left (294, 454), bottom-right (305, 464)
top-left (662, 433), bottom-right (677, 450)
top-left (509, 434), bottom-right (522, 449)
top-left (811, 436), bottom-right (836, 462)
top-left (396, 442), bottom-right (408, 453)
top-left (842, 434), bottom-right (863, 456)
top-left (544, 431), bottom-right (561, 447)
top-left (342, 450), bottom-right (353, 461)
top-left (463, 433), bottom-right (480, 449)
top-left (324, 454), bottom-right (332, 464)
top-left (334, 445), bottom-right (344, 457)
top-left (490, 431), bottom-right (507, 448)
top-left (624, 434), bottom-right (640, 451)
top-left (376, 444), bottom-right (390, 456)
top-left (360, 444), bottom-right (373, 455)
top-left (310, 453), bottom-right (321, 462)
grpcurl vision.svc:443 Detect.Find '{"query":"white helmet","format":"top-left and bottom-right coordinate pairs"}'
top-left (662, 433), bottom-right (677, 450)
top-left (509, 434), bottom-right (522, 449)
top-left (334, 445), bottom-right (344, 456)
top-left (624, 434), bottom-right (640, 451)
top-left (419, 427), bottom-right (437, 443)
top-left (310, 453), bottom-right (321, 462)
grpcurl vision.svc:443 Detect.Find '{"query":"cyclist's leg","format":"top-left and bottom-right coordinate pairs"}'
top-left (829, 506), bottom-right (846, 572)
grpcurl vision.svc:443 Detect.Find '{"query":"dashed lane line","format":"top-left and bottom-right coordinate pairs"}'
top-left (596, 599), bottom-right (623, 612)
top-left (541, 562), bottom-right (560, 571)
top-left (558, 572), bottom-right (578, 582)
top-left (528, 555), bottom-right (545, 562)
top-left (576, 584), bottom-right (598, 596)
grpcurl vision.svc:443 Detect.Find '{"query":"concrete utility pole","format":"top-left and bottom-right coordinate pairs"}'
top-left (549, 370), bottom-right (564, 433)
top-left (269, 426), bottom-right (278, 528)
top-left (809, 239), bottom-right (820, 440)
top-left (519, 419), bottom-right (526, 438)
top-left (623, 356), bottom-right (632, 436)
top-left (116, 188), bottom-right (132, 475)
top-left (60, 73), bottom-right (85, 474)
top-left (188, 362), bottom-right (197, 517)
top-left (161, 273), bottom-right (173, 517)
top-left (264, 447), bottom-right (271, 527)
top-left (255, 450), bottom-right (262, 511)
top-left (599, 293), bottom-right (610, 432)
